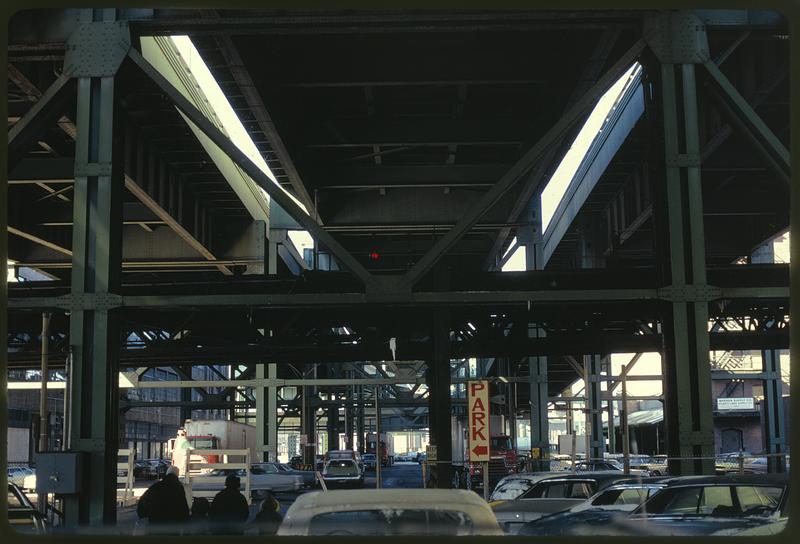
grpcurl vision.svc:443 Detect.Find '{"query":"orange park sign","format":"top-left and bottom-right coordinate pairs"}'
top-left (468, 380), bottom-right (490, 462)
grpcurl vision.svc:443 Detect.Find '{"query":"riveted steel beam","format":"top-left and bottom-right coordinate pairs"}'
top-left (401, 38), bottom-right (646, 288)
top-left (126, 48), bottom-right (377, 290)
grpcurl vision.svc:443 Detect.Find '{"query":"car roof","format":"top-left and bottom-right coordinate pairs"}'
top-left (655, 474), bottom-right (789, 486)
top-left (289, 489), bottom-right (489, 510)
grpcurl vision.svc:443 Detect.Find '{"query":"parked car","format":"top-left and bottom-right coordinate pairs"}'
top-left (8, 483), bottom-right (46, 534)
top-left (362, 453), bottom-right (377, 470)
top-left (582, 474), bottom-right (789, 536)
top-left (519, 479), bottom-right (669, 536)
top-left (278, 489), bottom-right (504, 536)
top-left (22, 471), bottom-right (37, 492)
top-left (7, 466), bottom-right (30, 487)
top-left (190, 465), bottom-right (302, 499)
top-left (321, 459), bottom-right (363, 488)
top-left (289, 455), bottom-right (304, 469)
top-left (324, 450), bottom-right (364, 472)
top-left (274, 462), bottom-right (316, 488)
top-left (489, 473), bottom-right (565, 504)
top-left (417, 453), bottom-right (427, 465)
top-left (491, 472), bottom-right (636, 534)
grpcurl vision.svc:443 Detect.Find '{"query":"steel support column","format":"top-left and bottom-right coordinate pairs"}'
top-left (256, 363), bottom-right (278, 461)
top-left (64, 9), bottom-right (125, 526)
top-left (523, 198), bottom-right (549, 467)
top-left (653, 54), bottom-right (715, 475)
top-left (428, 305), bottom-right (452, 488)
top-left (583, 354), bottom-right (605, 460)
top-left (327, 405), bottom-right (340, 451)
top-left (356, 385), bottom-right (366, 453)
top-left (761, 349), bottom-right (786, 472)
top-left (301, 365), bottom-right (316, 465)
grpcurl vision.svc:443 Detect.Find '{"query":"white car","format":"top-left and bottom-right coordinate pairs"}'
top-left (189, 465), bottom-right (302, 499)
top-left (278, 489), bottom-right (504, 536)
top-left (7, 467), bottom-right (30, 487)
top-left (22, 471), bottom-right (37, 492)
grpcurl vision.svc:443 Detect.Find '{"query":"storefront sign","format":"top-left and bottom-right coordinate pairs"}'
top-left (716, 397), bottom-right (755, 411)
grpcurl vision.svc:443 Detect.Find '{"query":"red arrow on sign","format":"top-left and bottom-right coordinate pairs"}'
top-left (472, 445), bottom-right (488, 456)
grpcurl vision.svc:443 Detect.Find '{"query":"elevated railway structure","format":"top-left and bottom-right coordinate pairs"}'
top-left (4, 7), bottom-right (792, 526)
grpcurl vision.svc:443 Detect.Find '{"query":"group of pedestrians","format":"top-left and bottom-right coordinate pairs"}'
top-left (136, 466), bottom-right (282, 535)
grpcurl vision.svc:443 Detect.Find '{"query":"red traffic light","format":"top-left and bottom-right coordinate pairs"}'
top-left (369, 251), bottom-right (380, 261)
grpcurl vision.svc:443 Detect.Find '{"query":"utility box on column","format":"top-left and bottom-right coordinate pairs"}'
top-left (35, 452), bottom-right (86, 494)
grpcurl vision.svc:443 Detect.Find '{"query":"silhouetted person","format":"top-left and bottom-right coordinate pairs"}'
top-left (188, 496), bottom-right (211, 534)
top-left (209, 474), bottom-right (250, 534)
top-left (253, 492), bottom-right (283, 535)
top-left (137, 466), bottom-right (190, 533)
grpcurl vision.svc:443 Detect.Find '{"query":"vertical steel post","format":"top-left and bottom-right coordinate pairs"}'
top-left (428, 305), bottom-right (452, 488)
top-left (38, 312), bottom-right (52, 453)
top-left (255, 364), bottom-right (277, 461)
top-left (64, 9), bottom-right (125, 526)
top-left (302, 364), bottom-right (316, 466)
top-left (657, 60), bottom-right (715, 476)
top-left (761, 349), bottom-right (786, 472)
top-left (375, 386), bottom-right (382, 488)
top-left (523, 198), bottom-right (549, 469)
top-left (356, 385), bottom-right (365, 453)
top-left (621, 364), bottom-right (630, 474)
top-left (583, 354), bottom-right (605, 461)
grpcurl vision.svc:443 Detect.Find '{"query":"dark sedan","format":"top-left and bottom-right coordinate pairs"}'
top-left (492, 472), bottom-right (637, 534)
top-left (520, 479), bottom-right (668, 536)
top-left (569, 474), bottom-right (789, 536)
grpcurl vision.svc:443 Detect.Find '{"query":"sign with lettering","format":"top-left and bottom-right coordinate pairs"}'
top-left (426, 445), bottom-right (437, 463)
top-left (468, 380), bottom-right (490, 462)
top-left (717, 397), bottom-right (755, 411)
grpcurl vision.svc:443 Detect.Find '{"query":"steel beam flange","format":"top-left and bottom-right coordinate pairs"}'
top-left (59, 293), bottom-right (124, 311)
top-left (74, 162), bottom-right (113, 177)
top-left (644, 11), bottom-right (710, 64)
top-left (658, 284), bottom-right (722, 302)
top-left (72, 438), bottom-right (107, 452)
top-left (678, 430), bottom-right (715, 443)
top-left (64, 21), bottom-right (131, 78)
top-left (665, 153), bottom-right (701, 167)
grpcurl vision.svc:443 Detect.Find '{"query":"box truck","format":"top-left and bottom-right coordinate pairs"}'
top-left (168, 419), bottom-right (257, 470)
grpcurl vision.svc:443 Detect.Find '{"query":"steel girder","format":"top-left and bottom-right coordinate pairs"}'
top-left (124, 48), bottom-right (378, 290)
top-left (647, 13), bottom-right (716, 475)
top-left (62, 10), bottom-right (127, 526)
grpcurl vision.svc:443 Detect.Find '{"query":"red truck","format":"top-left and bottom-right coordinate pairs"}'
top-left (365, 432), bottom-right (394, 467)
top-left (451, 415), bottom-right (517, 491)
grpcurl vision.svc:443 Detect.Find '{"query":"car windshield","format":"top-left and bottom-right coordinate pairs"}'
top-left (363, 454), bottom-right (376, 460)
top-left (522, 481), bottom-right (595, 499)
top-left (636, 486), bottom-right (784, 517)
top-left (491, 479), bottom-right (536, 500)
top-left (188, 437), bottom-right (215, 449)
top-left (591, 487), bottom-right (648, 506)
top-left (490, 437), bottom-right (512, 450)
top-left (308, 509), bottom-right (474, 536)
top-left (251, 464), bottom-right (279, 474)
top-left (324, 460), bottom-right (357, 475)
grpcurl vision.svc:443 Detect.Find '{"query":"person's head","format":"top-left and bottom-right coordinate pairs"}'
top-left (166, 465), bottom-right (180, 478)
top-left (225, 475), bottom-right (241, 490)
top-left (192, 497), bottom-right (210, 517)
top-left (260, 493), bottom-right (279, 514)
top-left (177, 428), bottom-right (187, 438)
